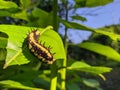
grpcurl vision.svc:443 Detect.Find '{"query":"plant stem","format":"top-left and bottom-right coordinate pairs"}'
top-left (64, 1), bottom-right (68, 52)
top-left (50, 63), bottom-right (57, 90)
top-left (61, 0), bottom-right (68, 90)
top-left (50, 0), bottom-right (58, 90)
top-left (53, 0), bottom-right (58, 32)
top-left (60, 59), bottom-right (67, 90)
top-left (40, 26), bottom-right (53, 35)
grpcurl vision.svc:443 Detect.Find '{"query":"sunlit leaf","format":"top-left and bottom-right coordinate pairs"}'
top-left (74, 0), bottom-right (113, 8)
top-left (78, 42), bottom-right (120, 62)
top-left (61, 20), bottom-right (120, 40)
top-left (0, 25), bottom-right (65, 69)
top-left (67, 61), bottom-right (112, 74)
top-left (0, 80), bottom-right (42, 90)
top-left (95, 29), bottom-right (120, 41)
top-left (67, 61), bottom-right (90, 69)
top-left (0, 0), bottom-right (18, 9)
top-left (11, 11), bottom-right (29, 21)
top-left (20, 0), bottom-right (31, 9)
top-left (79, 66), bottom-right (112, 74)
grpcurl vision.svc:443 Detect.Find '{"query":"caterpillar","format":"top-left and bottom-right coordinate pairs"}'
top-left (27, 30), bottom-right (55, 64)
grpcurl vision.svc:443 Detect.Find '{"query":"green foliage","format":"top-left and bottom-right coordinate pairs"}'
top-left (82, 79), bottom-right (102, 90)
top-left (0, 0), bottom-right (18, 9)
top-left (67, 61), bottom-right (112, 74)
top-left (66, 83), bottom-right (81, 90)
top-left (95, 29), bottom-right (120, 41)
top-left (0, 80), bottom-right (43, 90)
top-left (74, 0), bottom-right (113, 8)
top-left (0, 25), bottom-right (65, 69)
top-left (20, 0), bottom-right (31, 9)
top-left (71, 15), bottom-right (87, 22)
top-left (0, 37), bottom-right (8, 48)
top-left (62, 20), bottom-right (120, 41)
top-left (61, 20), bottom-right (94, 31)
top-left (79, 42), bottom-right (120, 62)
top-left (0, 0), bottom-right (116, 90)
top-left (31, 8), bottom-right (53, 27)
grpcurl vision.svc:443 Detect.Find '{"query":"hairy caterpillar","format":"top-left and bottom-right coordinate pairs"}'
top-left (27, 30), bottom-right (55, 64)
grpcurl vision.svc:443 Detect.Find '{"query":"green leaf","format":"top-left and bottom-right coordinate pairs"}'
top-left (0, 31), bottom-right (8, 48)
top-left (61, 20), bottom-right (93, 31)
top-left (0, 80), bottom-right (42, 90)
top-left (0, 48), bottom-right (7, 61)
top-left (0, 0), bottom-right (18, 9)
top-left (32, 8), bottom-right (48, 20)
top-left (95, 29), bottom-right (120, 41)
top-left (0, 10), bottom-right (11, 16)
top-left (38, 26), bottom-right (66, 61)
top-left (8, 68), bottom-right (50, 89)
top-left (31, 8), bottom-right (53, 27)
top-left (79, 66), bottom-right (112, 74)
top-left (20, 0), bottom-right (31, 9)
top-left (74, 0), bottom-right (113, 8)
top-left (71, 15), bottom-right (87, 22)
top-left (61, 20), bottom-right (120, 41)
top-left (66, 83), bottom-right (81, 90)
top-left (0, 37), bottom-right (8, 48)
top-left (0, 25), bottom-right (65, 69)
top-left (11, 10), bottom-right (29, 21)
top-left (82, 79), bottom-right (100, 88)
top-left (67, 61), bottom-right (90, 69)
top-left (67, 61), bottom-right (112, 74)
top-left (78, 42), bottom-right (120, 62)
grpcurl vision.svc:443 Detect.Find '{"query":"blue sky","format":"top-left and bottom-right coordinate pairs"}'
top-left (59, 0), bottom-right (120, 44)
top-left (82, 0), bottom-right (120, 27)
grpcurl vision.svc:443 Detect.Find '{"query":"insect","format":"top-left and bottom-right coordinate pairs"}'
top-left (27, 30), bottom-right (55, 64)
